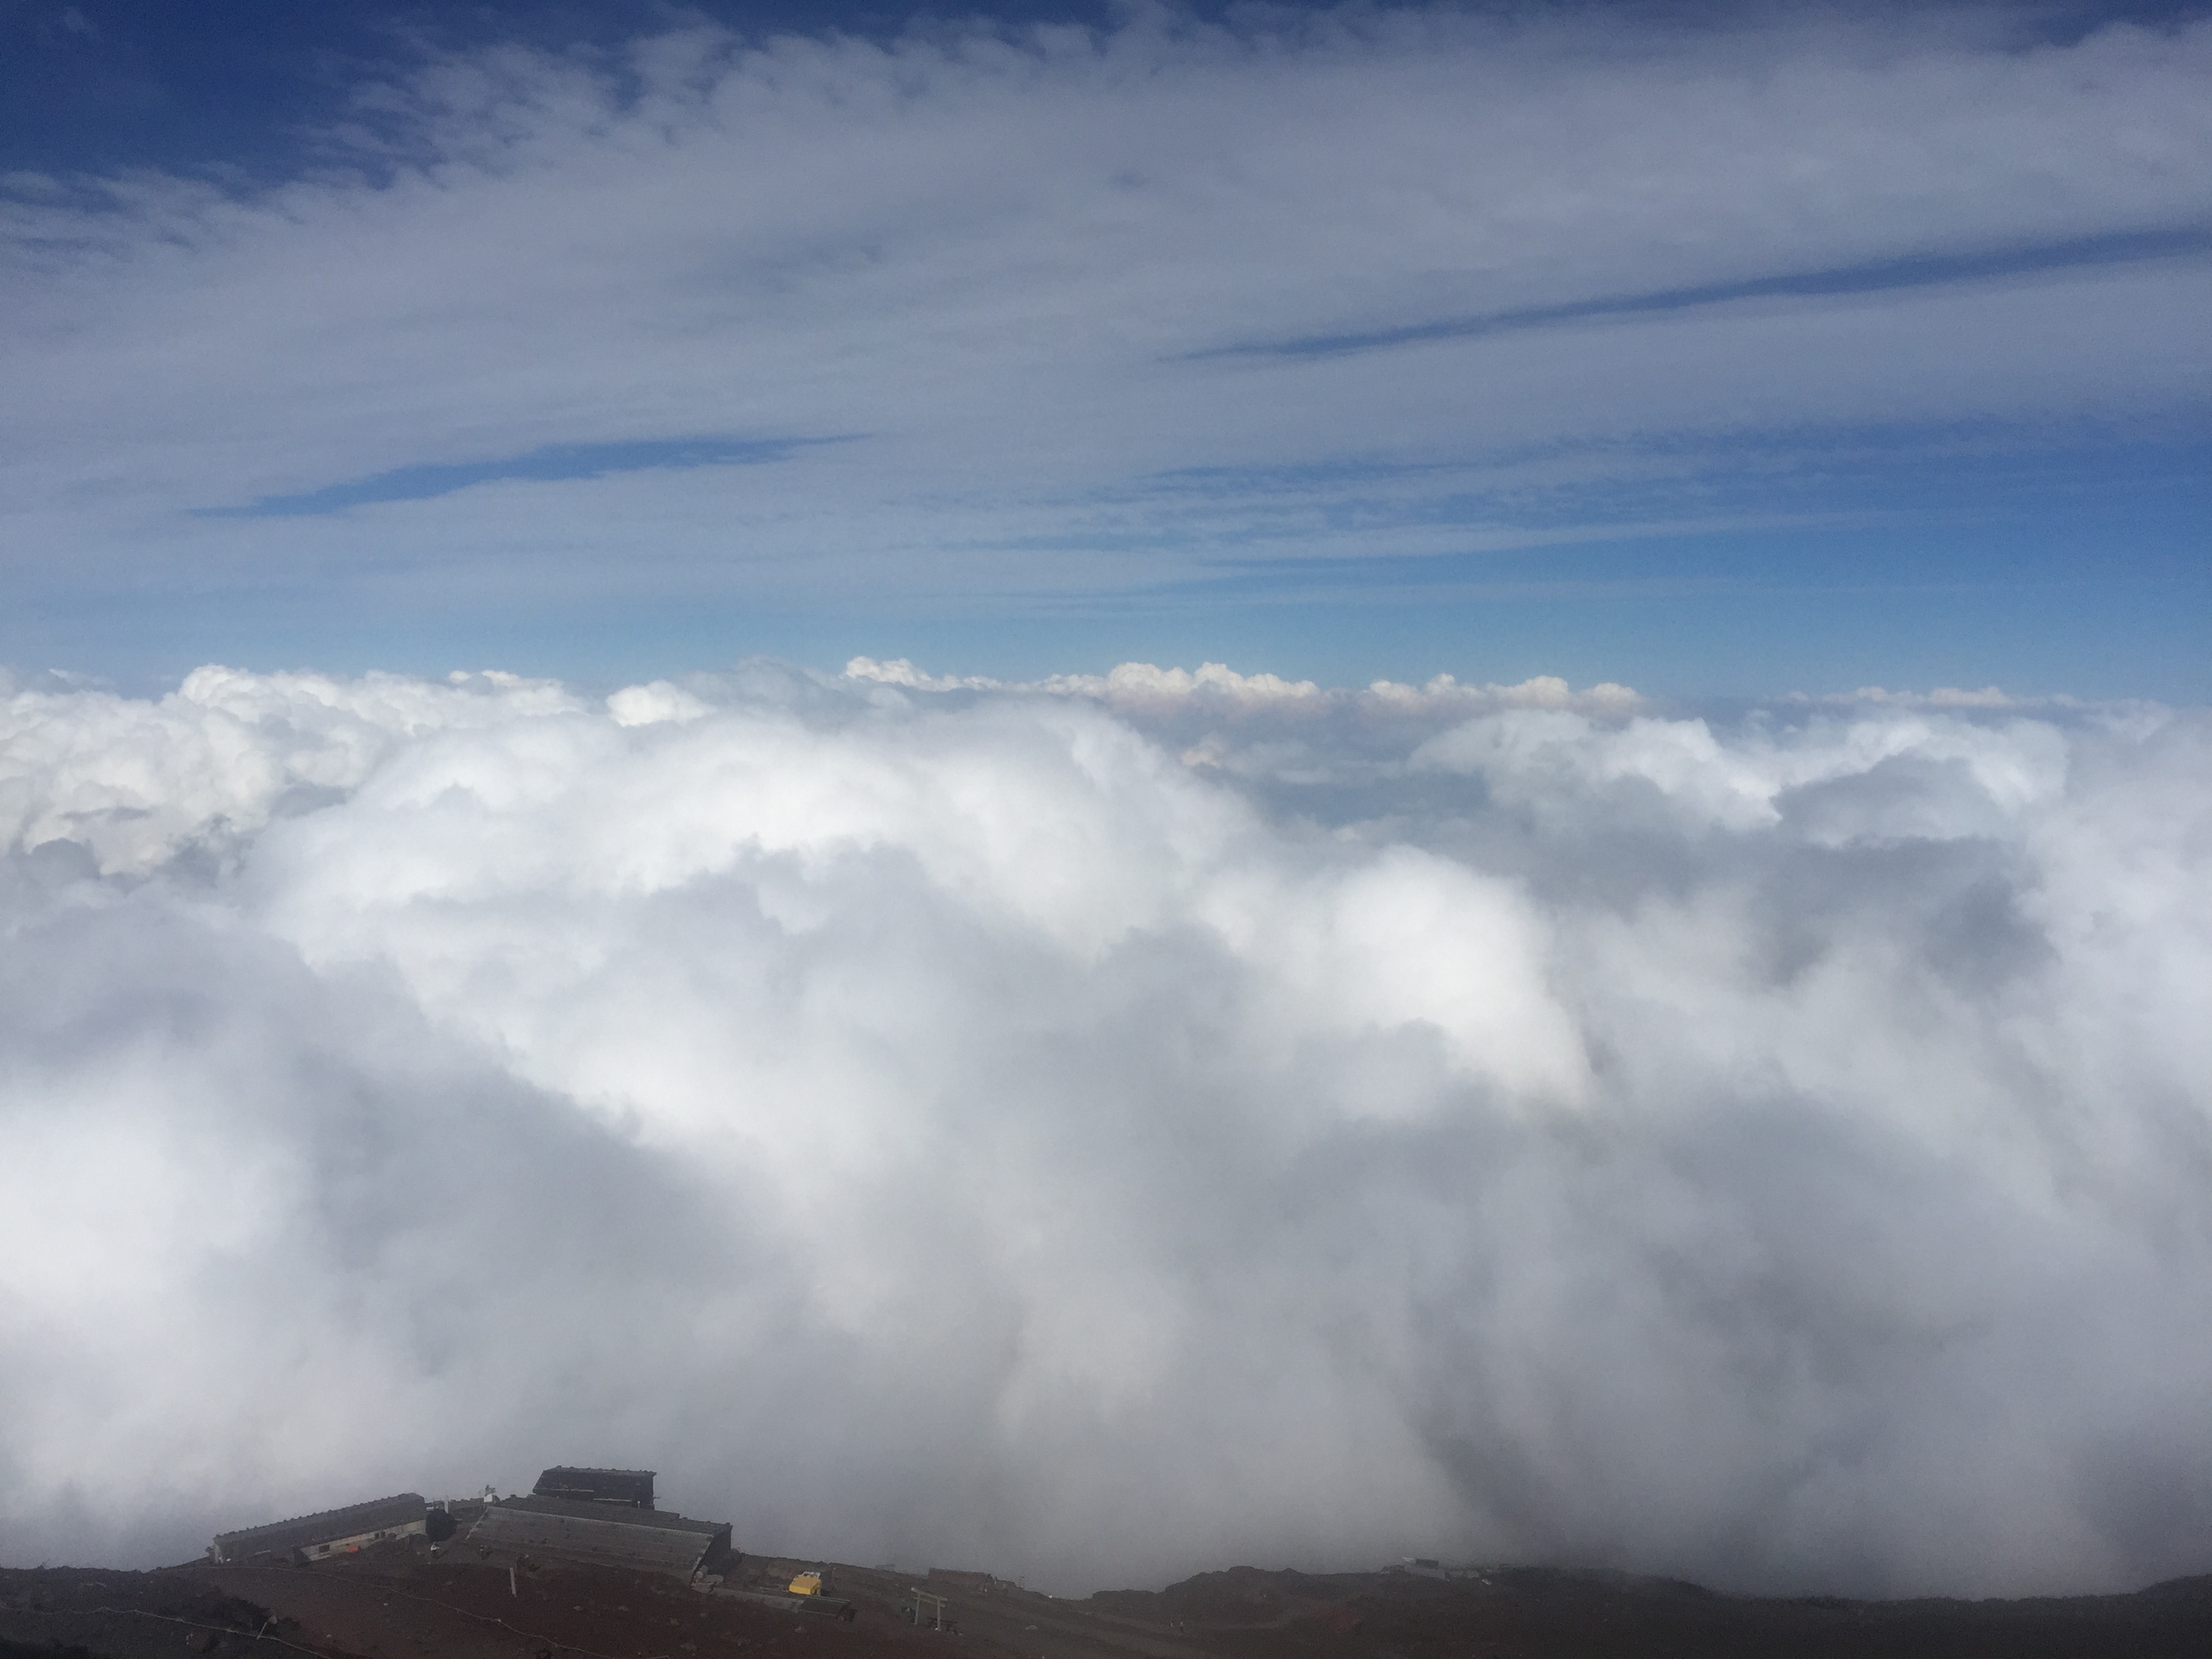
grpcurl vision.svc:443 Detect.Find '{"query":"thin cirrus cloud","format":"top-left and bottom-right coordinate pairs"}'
top-left (0, 658), bottom-right (2207, 1595)
top-left (1, 3), bottom-right (2207, 684)
top-left (191, 436), bottom-right (830, 518)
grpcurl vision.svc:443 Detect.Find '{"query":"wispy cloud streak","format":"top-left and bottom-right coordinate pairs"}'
top-left (193, 436), bottom-right (827, 518)
top-left (1191, 226), bottom-right (2212, 361)
top-left (1, 5), bottom-right (2206, 647)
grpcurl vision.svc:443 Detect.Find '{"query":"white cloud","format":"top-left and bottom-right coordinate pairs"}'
top-left (0, 664), bottom-right (583, 876)
top-left (1411, 705), bottom-right (2073, 834)
top-left (2, 7), bottom-right (2207, 613)
top-left (1, 660), bottom-right (2208, 1597)
top-left (605, 679), bottom-right (712, 726)
top-left (846, 654), bottom-right (1642, 720)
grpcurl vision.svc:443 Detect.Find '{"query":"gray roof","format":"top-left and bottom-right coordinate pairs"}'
top-left (468, 1495), bottom-right (733, 1579)
top-left (532, 1467), bottom-right (655, 1508)
top-left (211, 1494), bottom-right (428, 1561)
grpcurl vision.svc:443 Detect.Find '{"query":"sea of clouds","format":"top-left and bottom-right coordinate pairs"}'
top-left (1, 659), bottom-right (2209, 1596)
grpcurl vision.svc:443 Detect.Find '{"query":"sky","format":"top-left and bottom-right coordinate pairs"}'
top-left (2, 0), bottom-right (2211, 1603)
top-left (1, 0), bottom-right (2207, 695)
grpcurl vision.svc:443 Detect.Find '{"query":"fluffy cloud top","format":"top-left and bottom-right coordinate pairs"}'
top-left (2, 659), bottom-right (2207, 1597)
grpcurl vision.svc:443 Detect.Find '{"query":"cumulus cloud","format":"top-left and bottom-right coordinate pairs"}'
top-left (1, 5), bottom-right (2207, 622)
top-left (2, 659), bottom-right (2209, 1597)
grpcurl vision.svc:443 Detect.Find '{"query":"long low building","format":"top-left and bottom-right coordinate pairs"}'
top-left (209, 1494), bottom-right (429, 1565)
top-left (468, 1494), bottom-right (734, 1580)
top-left (532, 1467), bottom-right (656, 1509)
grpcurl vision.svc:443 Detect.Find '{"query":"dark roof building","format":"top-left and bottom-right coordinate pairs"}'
top-left (209, 1494), bottom-right (429, 1565)
top-left (531, 1467), bottom-right (657, 1509)
top-left (469, 1495), bottom-right (733, 1580)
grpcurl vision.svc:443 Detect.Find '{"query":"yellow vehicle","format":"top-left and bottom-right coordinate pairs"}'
top-left (789, 1570), bottom-right (828, 1597)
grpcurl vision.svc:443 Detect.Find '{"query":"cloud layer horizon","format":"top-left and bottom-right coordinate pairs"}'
top-left (3, 658), bottom-right (2207, 1597)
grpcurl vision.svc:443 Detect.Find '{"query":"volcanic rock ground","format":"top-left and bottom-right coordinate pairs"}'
top-left (7, 1547), bottom-right (2212, 1659)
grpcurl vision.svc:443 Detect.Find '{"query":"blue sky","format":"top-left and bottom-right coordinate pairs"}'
top-left (3, 0), bottom-right (2207, 697)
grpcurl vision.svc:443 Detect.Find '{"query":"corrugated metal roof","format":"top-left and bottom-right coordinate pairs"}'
top-left (468, 1496), bottom-right (733, 1580)
top-left (498, 1496), bottom-right (720, 1537)
top-left (532, 1467), bottom-right (656, 1508)
top-left (211, 1494), bottom-right (428, 1561)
